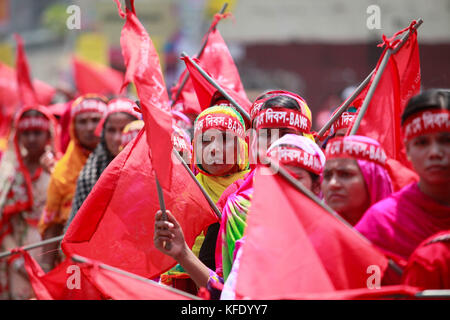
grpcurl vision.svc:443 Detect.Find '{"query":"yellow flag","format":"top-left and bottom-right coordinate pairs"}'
top-left (0, 42), bottom-right (13, 66)
top-left (75, 33), bottom-right (109, 65)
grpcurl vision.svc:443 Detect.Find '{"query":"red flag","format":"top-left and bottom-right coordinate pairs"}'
top-left (79, 256), bottom-right (194, 300)
top-left (235, 166), bottom-right (389, 299)
top-left (348, 22), bottom-right (421, 169)
top-left (14, 34), bottom-right (39, 107)
top-left (62, 130), bottom-right (219, 279)
top-left (14, 249), bottom-right (103, 300)
top-left (116, 0), bottom-right (173, 189)
top-left (278, 285), bottom-right (420, 300)
top-left (0, 62), bottom-right (55, 139)
top-left (172, 14), bottom-right (251, 115)
top-left (385, 158), bottom-right (419, 191)
top-left (182, 55), bottom-right (251, 117)
top-left (72, 56), bottom-right (124, 96)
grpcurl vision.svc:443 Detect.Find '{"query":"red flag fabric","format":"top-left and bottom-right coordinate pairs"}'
top-left (72, 56), bottom-right (124, 96)
top-left (181, 54), bottom-right (251, 119)
top-left (279, 284), bottom-right (420, 300)
top-left (117, 0), bottom-right (173, 189)
top-left (385, 158), bottom-right (419, 191)
top-left (172, 14), bottom-right (251, 116)
top-left (15, 249), bottom-right (103, 300)
top-left (62, 129), bottom-right (219, 279)
top-left (0, 62), bottom-right (55, 140)
top-left (235, 166), bottom-right (389, 299)
top-left (14, 34), bottom-right (39, 107)
top-left (80, 257), bottom-right (194, 300)
top-left (348, 22), bottom-right (421, 169)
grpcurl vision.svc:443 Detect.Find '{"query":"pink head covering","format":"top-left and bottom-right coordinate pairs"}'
top-left (326, 135), bottom-right (393, 207)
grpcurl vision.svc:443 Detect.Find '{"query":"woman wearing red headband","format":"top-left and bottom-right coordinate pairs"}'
top-left (321, 135), bottom-right (393, 226)
top-left (0, 106), bottom-right (60, 299)
top-left (64, 98), bottom-right (140, 231)
top-left (38, 94), bottom-right (107, 270)
top-left (355, 89), bottom-right (450, 264)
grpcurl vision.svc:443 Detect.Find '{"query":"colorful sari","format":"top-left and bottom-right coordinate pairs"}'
top-left (38, 95), bottom-right (107, 235)
top-left (0, 106), bottom-right (58, 299)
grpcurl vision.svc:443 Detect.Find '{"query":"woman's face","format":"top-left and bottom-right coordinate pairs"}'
top-left (18, 129), bottom-right (49, 159)
top-left (74, 111), bottom-right (102, 150)
top-left (104, 113), bottom-right (136, 157)
top-left (406, 132), bottom-right (450, 185)
top-left (285, 165), bottom-right (321, 195)
top-left (321, 158), bottom-right (370, 225)
top-left (195, 129), bottom-right (238, 176)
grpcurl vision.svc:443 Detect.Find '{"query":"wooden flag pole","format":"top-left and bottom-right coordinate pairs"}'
top-left (181, 52), bottom-right (251, 123)
top-left (0, 235), bottom-right (64, 260)
top-left (170, 3), bottom-right (229, 107)
top-left (348, 19), bottom-right (423, 135)
top-left (70, 254), bottom-right (202, 300)
top-left (259, 152), bottom-right (403, 275)
top-left (315, 69), bottom-right (374, 142)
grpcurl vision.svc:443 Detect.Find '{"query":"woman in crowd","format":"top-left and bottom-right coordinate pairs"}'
top-left (0, 106), bottom-right (59, 299)
top-left (355, 89), bottom-right (450, 261)
top-left (119, 119), bottom-right (145, 151)
top-left (321, 135), bottom-right (393, 226)
top-left (38, 94), bottom-right (107, 270)
top-left (213, 91), bottom-right (316, 277)
top-left (65, 98), bottom-right (140, 230)
top-left (160, 105), bottom-right (250, 292)
top-left (153, 133), bottom-right (326, 300)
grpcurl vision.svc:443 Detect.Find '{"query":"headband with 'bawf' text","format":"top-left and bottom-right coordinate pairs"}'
top-left (255, 107), bottom-right (311, 134)
top-left (194, 113), bottom-right (245, 139)
top-left (402, 109), bottom-right (449, 142)
top-left (325, 137), bottom-right (387, 167)
top-left (17, 116), bottom-right (50, 132)
top-left (268, 146), bottom-right (323, 175)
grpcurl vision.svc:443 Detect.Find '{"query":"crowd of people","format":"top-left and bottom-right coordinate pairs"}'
top-left (0, 81), bottom-right (448, 300)
top-left (0, 3), bottom-right (448, 300)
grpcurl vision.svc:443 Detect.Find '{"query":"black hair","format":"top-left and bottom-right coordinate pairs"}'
top-left (401, 89), bottom-right (450, 125)
top-left (261, 95), bottom-right (301, 111)
top-left (254, 91), bottom-right (276, 103)
top-left (21, 109), bottom-right (46, 118)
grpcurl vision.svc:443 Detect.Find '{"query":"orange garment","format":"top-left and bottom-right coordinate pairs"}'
top-left (38, 96), bottom-right (106, 235)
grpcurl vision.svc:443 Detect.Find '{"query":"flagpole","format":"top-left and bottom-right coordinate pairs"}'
top-left (0, 235), bottom-right (64, 260)
top-left (155, 175), bottom-right (172, 250)
top-left (259, 152), bottom-right (403, 275)
top-left (415, 290), bottom-right (450, 299)
top-left (181, 52), bottom-right (251, 123)
top-left (315, 69), bottom-right (374, 142)
top-left (172, 149), bottom-right (222, 220)
top-left (170, 3), bottom-right (229, 107)
top-left (348, 19), bottom-right (423, 135)
top-left (70, 254), bottom-right (202, 300)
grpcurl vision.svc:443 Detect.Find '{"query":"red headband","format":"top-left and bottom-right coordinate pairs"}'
top-left (250, 98), bottom-right (268, 120)
top-left (194, 113), bottom-right (245, 139)
top-left (268, 147), bottom-right (323, 175)
top-left (71, 99), bottom-right (107, 118)
top-left (402, 109), bottom-right (449, 142)
top-left (325, 137), bottom-right (387, 167)
top-left (17, 117), bottom-right (50, 132)
top-left (331, 111), bottom-right (357, 133)
top-left (255, 107), bottom-right (311, 133)
top-left (94, 99), bottom-right (140, 136)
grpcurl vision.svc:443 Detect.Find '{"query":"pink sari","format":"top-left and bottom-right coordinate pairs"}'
top-left (356, 182), bottom-right (450, 261)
